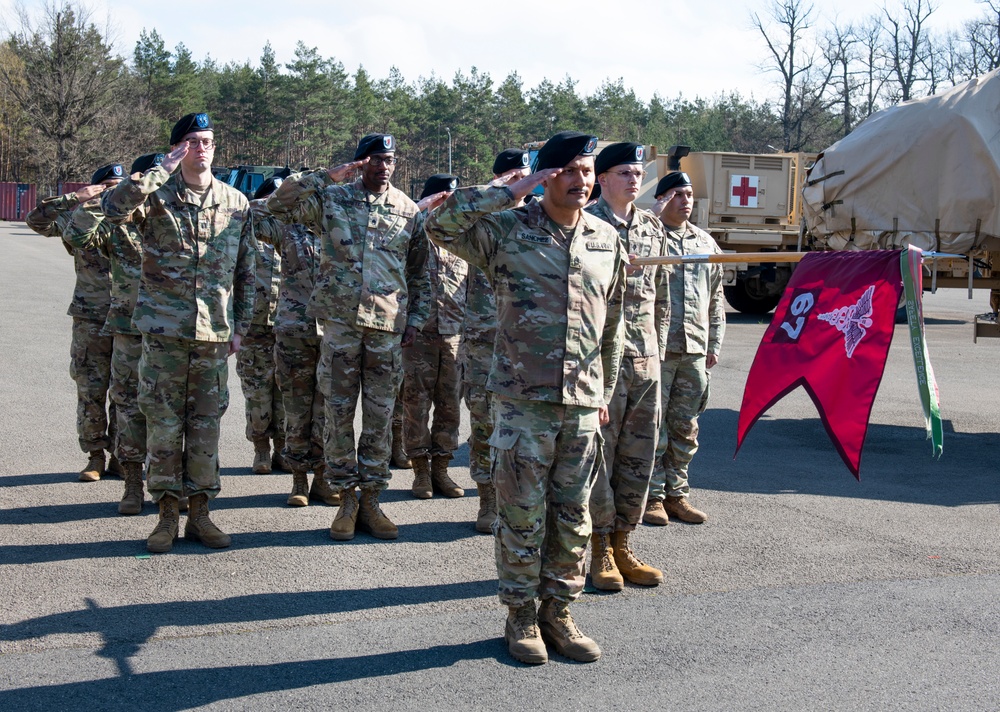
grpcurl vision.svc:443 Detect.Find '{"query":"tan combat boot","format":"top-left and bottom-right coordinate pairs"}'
top-left (329, 487), bottom-right (359, 541)
top-left (106, 453), bottom-right (125, 478)
top-left (537, 599), bottom-right (601, 662)
top-left (118, 461), bottom-right (145, 516)
top-left (251, 438), bottom-right (271, 474)
top-left (184, 493), bottom-right (232, 548)
top-left (475, 482), bottom-right (496, 534)
top-left (505, 602), bottom-right (547, 665)
top-left (590, 532), bottom-right (624, 591)
top-left (79, 450), bottom-right (105, 482)
top-left (642, 499), bottom-right (669, 526)
top-left (411, 455), bottom-right (432, 499)
top-left (146, 496), bottom-right (180, 553)
top-left (611, 530), bottom-right (663, 586)
top-left (664, 495), bottom-right (708, 523)
top-left (271, 436), bottom-right (287, 472)
top-left (357, 486), bottom-right (398, 539)
top-left (287, 469), bottom-right (309, 507)
top-left (309, 464), bottom-right (341, 506)
top-left (431, 455), bottom-right (464, 498)
top-left (391, 421), bottom-right (411, 469)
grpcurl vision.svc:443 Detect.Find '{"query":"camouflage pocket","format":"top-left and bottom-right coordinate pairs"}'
top-left (69, 339), bottom-right (87, 382)
top-left (488, 427), bottom-right (523, 503)
top-left (697, 372), bottom-right (711, 416)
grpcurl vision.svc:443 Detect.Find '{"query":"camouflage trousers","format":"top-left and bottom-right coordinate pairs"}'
top-left (70, 317), bottom-right (114, 453)
top-left (138, 334), bottom-right (229, 502)
top-left (649, 352), bottom-right (711, 501)
top-left (317, 320), bottom-right (402, 492)
top-left (236, 324), bottom-right (285, 442)
top-left (109, 333), bottom-right (146, 464)
top-left (402, 331), bottom-right (462, 459)
top-left (490, 396), bottom-right (602, 606)
top-left (274, 332), bottom-right (324, 471)
top-left (461, 338), bottom-right (494, 485)
top-left (591, 355), bottom-right (660, 533)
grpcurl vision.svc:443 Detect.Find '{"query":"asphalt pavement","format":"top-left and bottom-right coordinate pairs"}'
top-left (1, 221), bottom-right (997, 711)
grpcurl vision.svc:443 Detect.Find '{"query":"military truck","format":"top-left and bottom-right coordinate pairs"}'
top-left (662, 146), bottom-right (815, 314)
top-left (801, 70), bottom-right (1000, 340)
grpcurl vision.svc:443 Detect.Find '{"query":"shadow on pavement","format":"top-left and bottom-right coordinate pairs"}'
top-left (0, 639), bottom-right (507, 711)
top-left (696, 408), bottom-right (1000, 507)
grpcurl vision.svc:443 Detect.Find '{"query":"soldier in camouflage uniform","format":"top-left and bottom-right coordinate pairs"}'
top-left (238, 181), bottom-right (285, 475)
top-left (247, 177), bottom-right (337, 508)
top-left (62, 153), bottom-right (166, 516)
top-left (425, 131), bottom-right (625, 665)
top-left (461, 149), bottom-right (531, 534)
top-left (266, 133), bottom-right (429, 542)
top-left (584, 143), bottom-right (668, 591)
top-left (404, 174), bottom-right (466, 501)
top-left (103, 112), bottom-right (254, 553)
top-left (25, 165), bottom-right (121, 483)
top-left (644, 171), bottom-right (725, 526)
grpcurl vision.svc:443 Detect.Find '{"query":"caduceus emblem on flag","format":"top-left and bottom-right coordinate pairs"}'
top-left (817, 285), bottom-right (875, 358)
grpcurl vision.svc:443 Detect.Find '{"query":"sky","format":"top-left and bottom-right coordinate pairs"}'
top-left (1, 0), bottom-right (987, 104)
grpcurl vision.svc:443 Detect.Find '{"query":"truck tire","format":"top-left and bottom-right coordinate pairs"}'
top-left (724, 277), bottom-right (782, 315)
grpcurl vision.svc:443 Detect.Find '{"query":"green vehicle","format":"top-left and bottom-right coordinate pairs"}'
top-left (224, 165), bottom-right (291, 199)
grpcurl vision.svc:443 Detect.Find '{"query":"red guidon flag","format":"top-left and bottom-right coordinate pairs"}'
top-left (736, 250), bottom-right (903, 478)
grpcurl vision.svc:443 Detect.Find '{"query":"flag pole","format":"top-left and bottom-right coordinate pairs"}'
top-left (632, 250), bottom-right (966, 267)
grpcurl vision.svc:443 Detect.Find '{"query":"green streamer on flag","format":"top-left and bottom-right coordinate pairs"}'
top-left (902, 246), bottom-right (944, 457)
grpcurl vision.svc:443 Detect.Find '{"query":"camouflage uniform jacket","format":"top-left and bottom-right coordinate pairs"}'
top-left (462, 265), bottom-right (496, 344)
top-left (424, 231), bottom-right (469, 336)
top-left (586, 197), bottom-right (670, 359)
top-left (25, 194), bottom-right (112, 322)
top-left (241, 201), bottom-right (281, 327)
top-left (63, 203), bottom-right (145, 336)
top-left (425, 186), bottom-right (626, 408)
top-left (663, 220), bottom-right (726, 356)
top-left (266, 172), bottom-right (430, 334)
top-left (102, 166), bottom-right (254, 342)
top-left (248, 205), bottom-right (322, 339)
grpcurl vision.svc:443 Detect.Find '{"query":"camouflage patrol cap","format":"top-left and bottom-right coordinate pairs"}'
top-left (355, 133), bottom-right (395, 160)
top-left (419, 173), bottom-right (459, 199)
top-left (253, 176), bottom-right (284, 200)
top-left (654, 171), bottom-right (692, 198)
top-left (595, 142), bottom-right (644, 175)
top-left (492, 148), bottom-right (530, 175)
top-left (533, 131), bottom-right (599, 172)
top-left (91, 163), bottom-right (125, 185)
top-left (130, 153), bottom-right (165, 175)
top-left (170, 112), bottom-right (213, 145)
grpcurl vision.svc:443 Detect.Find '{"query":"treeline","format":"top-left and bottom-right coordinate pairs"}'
top-left (1, 0), bottom-right (998, 195)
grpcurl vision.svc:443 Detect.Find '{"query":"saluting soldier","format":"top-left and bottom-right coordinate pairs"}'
top-left (404, 173), bottom-right (467, 501)
top-left (460, 148), bottom-right (531, 534)
top-left (247, 177), bottom-right (337, 508)
top-left (237, 180), bottom-right (286, 475)
top-left (103, 112), bottom-right (255, 553)
top-left (585, 142), bottom-right (667, 590)
top-left (25, 165), bottom-right (122, 483)
top-left (266, 134), bottom-right (429, 542)
top-left (644, 171), bottom-right (725, 526)
top-left (425, 131), bottom-right (625, 665)
top-left (62, 153), bottom-right (164, 515)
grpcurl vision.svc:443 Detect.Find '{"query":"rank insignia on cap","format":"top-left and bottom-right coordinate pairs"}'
top-left (636, 146), bottom-right (644, 161)
top-left (113, 165), bottom-right (123, 176)
top-left (195, 113), bottom-right (210, 128)
top-left (383, 135), bottom-right (394, 150)
top-left (583, 137), bottom-right (598, 154)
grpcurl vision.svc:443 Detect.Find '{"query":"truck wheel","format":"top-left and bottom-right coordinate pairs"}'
top-left (724, 277), bottom-right (782, 314)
